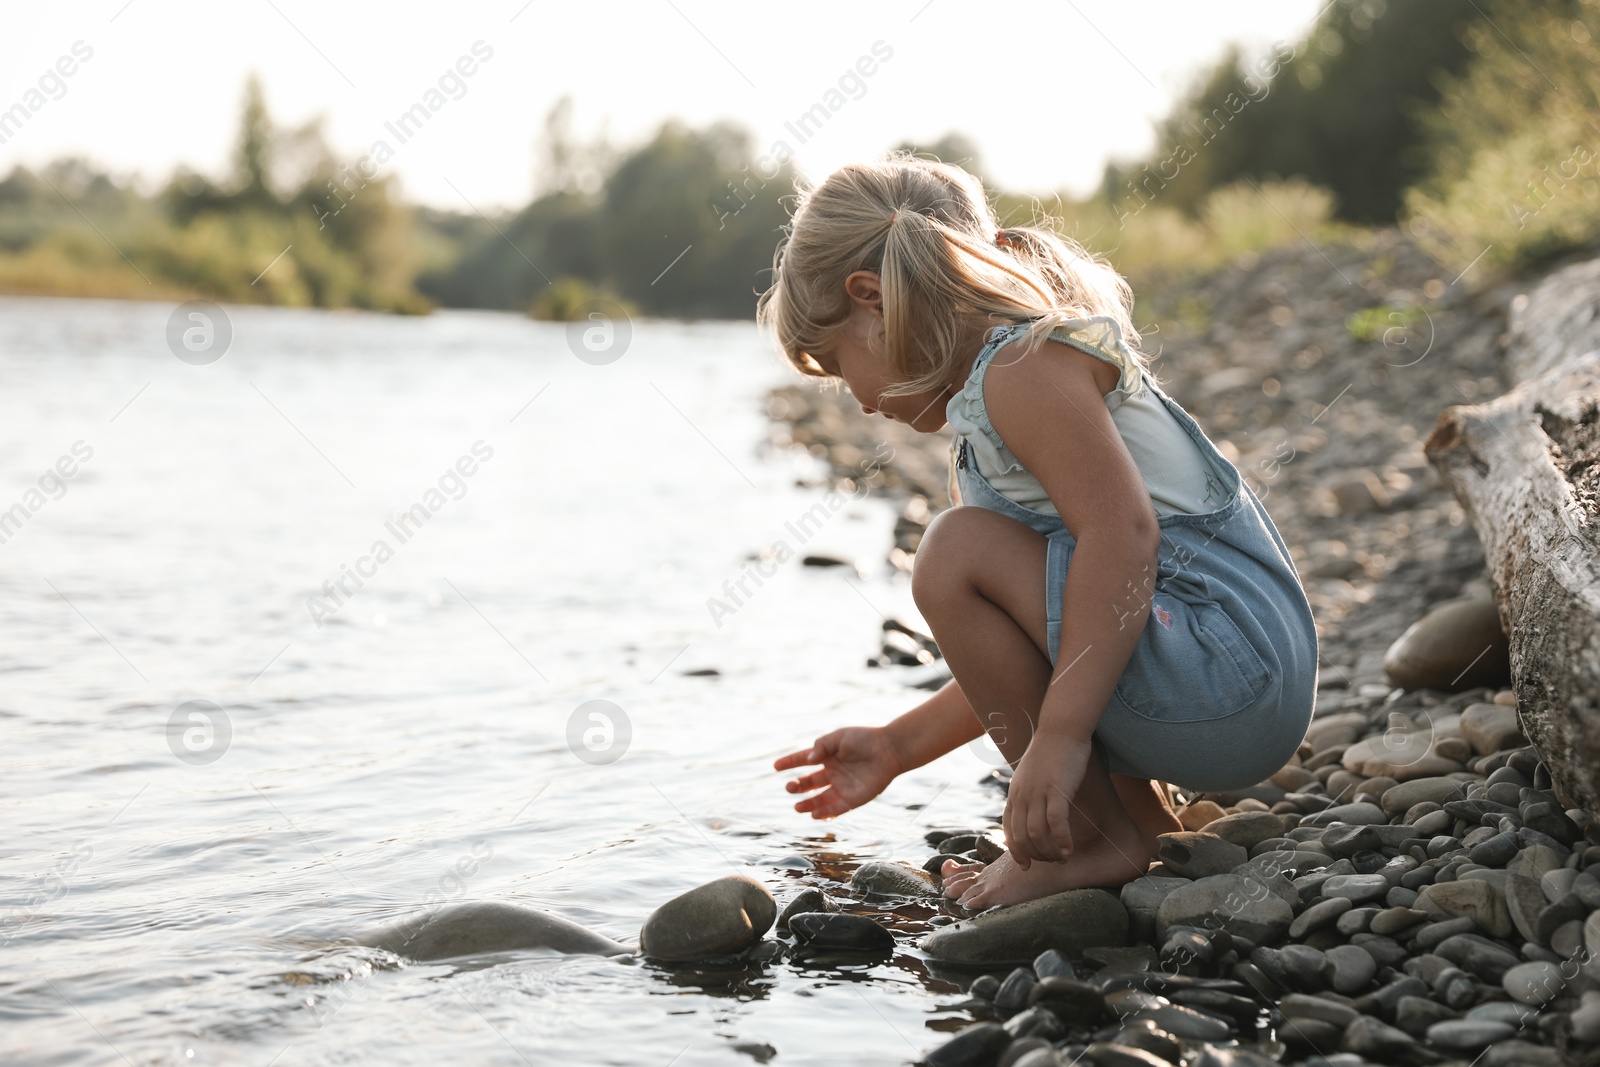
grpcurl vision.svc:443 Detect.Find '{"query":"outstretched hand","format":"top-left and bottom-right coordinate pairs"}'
top-left (774, 726), bottom-right (904, 819)
top-left (1002, 733), bottom-right (1093, 869)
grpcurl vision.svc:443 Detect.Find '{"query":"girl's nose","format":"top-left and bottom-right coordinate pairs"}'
top-left (859, 403), bottom-right (877, 416)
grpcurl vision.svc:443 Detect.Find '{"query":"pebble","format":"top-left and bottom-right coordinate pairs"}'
top-left (922, 888), bottom-right (1128, 964)
top-left (1279, 993), bottom-right (1359, 1028)
top-left (1203, 810), bottom-right (1288, 849)
top-left (1503, 959), bottom-right (1565, 1005)
top-left (364, 901), bottom-right (629, 962)
top-left (850, 860), bottom-right (937, 899)
top-left (1289, 896), bottom-right (1352, 938)
top-left (638, 875), bottom-right (776, 961)
top-left (925, 1022), bottom-right (1012, 1067)
top-left (1381, 596), bottom-right (1510, 691)
top-left (1301, 802), bottom-right (1390, 827)
top-left (1572, 990), bottom-right (1600, 1042)
top-left (1325, 944), bottom-right (1376, 994)
top-left (1119, 876), bottom-right (1190, 944)
top-left (1341, 1015), bottom-right (1421, 1059)
top-left (1425, 1018), bottom-right (1514, 1051)
top-left (1133, 1004), bottom-right (1230, 1041)
top-left (1082, 1044), bottom-right (1169, 1067)
top-left (1381, 776), bottom-right (1466, 816)
top-left (1178, 800), bottom-right (1228, 829)
top-left (1394, 994), bottom-right (1457, 1036)
top-left (1321, 874), bottom-right (1390, 903)
top-left (1156, 875), bottom-right (1293, 944)
top-left (1156, 832), bottom-right (1248, 879)
top-left (1369, 907), bottom-right (1428, 935)
top-left (1460, 702), bottom-right (1525, 755)
top-left (1027, 976), bottom-right (1106, 1026)
top-left (1418, 879), bottom-right (1514, 939)
top-left (1033, 948), bottom-right (1075, 980)
top-left (786, 912), bottom-right (894, 953)
top-left (777, 887), bottom-right (839, 932)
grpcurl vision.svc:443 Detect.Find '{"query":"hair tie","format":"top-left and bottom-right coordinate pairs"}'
top-left (889, 209), bottom-right (899, 225)
top-left (994, 229), bottom-right (1010, 248)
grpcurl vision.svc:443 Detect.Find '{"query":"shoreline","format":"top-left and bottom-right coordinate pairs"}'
top-left (760, 231), bottom-right (1600, 1065)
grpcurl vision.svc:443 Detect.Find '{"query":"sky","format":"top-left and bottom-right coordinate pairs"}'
top-left (0, 1), bottom-right (1327, 213)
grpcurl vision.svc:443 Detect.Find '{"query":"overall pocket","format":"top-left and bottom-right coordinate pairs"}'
top-left (1110, 595), bottom-right (1272, 723)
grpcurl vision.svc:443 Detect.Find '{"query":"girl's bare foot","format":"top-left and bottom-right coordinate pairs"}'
top-left (939, 815), bottom-right (1154, 909)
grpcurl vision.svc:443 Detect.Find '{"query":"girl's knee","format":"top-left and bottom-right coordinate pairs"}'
top-left (912, 507), bottom-right (1035, 615)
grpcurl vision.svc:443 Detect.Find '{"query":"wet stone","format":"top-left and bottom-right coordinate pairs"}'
top-left (1133, 1004), bottom-right (1231, 1041)
top-left (786, 912), bottom-right (893, 954)
top-left (995, 967), bottom-right (1037, 1018)
top-left (925, 1022), bottom-right (1012, 1067)
top-left (1503, 959), bottom-right (1564, 1005)
top-left (1027, 976), bottom-right (1107, 1027)
top-left (777, 887), bottom-right (839, 932)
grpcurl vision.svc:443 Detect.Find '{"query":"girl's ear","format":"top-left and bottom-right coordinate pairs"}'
top-left (844, 270), bottom-right (882, 312)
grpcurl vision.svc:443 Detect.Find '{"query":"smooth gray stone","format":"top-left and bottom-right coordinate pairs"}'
top-left (1425, 1019), bottom-right (1514, 1050)
top-left (1157, 875), bottom-right (1292, 944)
top-left (1302, 803), bottom-right (1390, 827)
top-left (1436, 933), bottom-right (1521, 982)
top-left (1033, 948), bottom-right (1076, 979)
top-left (1289, 896), bottom-right (1352, 939)
top-left (639, 874), bottom-right (776, 961)
top-left (1204, 810), bottom-right (1288, 848)
top-left (1133, 1004), bottom-right (1231, 1041)
top-left (1157, 832), bottom-right (1248, 879)
top-left (363, 901), bottom-right (630, 961)
top-left (851, 860), bottom-right (938, 899)
top-left (1480, 1042), bottom-right (1566, 1067)
top-left (778, 886), bottom-right (839, 932)
top-left (1393, 994), bottom-right (1457, 1037)
top-left (787, 911), bottom-right (893, 953)
top-left (924, 888), bottom-right (1129, 964)
top-left (1027, 976), bottom-right (1107, 1026)
top-left (926, 1022), bottom-right (1012, 1067)
top-left (1341, 1015), bottom-right (1420, 1058)
top-left (1277, 992), bottom-right (1359, 1028)
top-left (1502, 959), bottom-right (1565, 1005)
top-left (1326, 944), bottom-right (1377, 994)
top-left (1321, 874), bottom-right (1389, 903)
top-left (1382, 777), bottom-right (1466, 817)
top-left (1468, 1000), bottom-right (1540, 1025)
top-left (1369, 907), bottom-right (1428, 936)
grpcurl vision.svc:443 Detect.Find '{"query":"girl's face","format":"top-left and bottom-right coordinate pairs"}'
top-left (810, 271), bottom-right (959, 433)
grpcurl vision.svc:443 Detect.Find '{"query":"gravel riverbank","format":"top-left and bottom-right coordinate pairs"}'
top-left (753, 230), bottom-right (1600, 1065)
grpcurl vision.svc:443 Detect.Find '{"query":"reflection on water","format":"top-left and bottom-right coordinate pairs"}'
top-left (0, 296), bottom-right (1011, 1066)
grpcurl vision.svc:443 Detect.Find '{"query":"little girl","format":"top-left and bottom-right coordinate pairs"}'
top-left (762, 155), bottom-right (1318, 910)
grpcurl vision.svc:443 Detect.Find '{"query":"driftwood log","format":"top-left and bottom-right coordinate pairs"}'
top-left (1425, 256), bottom-right (1600, 810)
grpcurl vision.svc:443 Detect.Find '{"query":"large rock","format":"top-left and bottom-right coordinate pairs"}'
top-left (1459, 703), bottom-right (1526, 755)
top-left (1156, 874), bottom-right (1293, 944)
top-left (362, 901), bottom-right (630, 961)
top-left (638, 874), bottom-right (775, 961)
top-left (921, 889), bottom-right (1128, 965)
top-left (1382, 596), bottom-right (1511, 691)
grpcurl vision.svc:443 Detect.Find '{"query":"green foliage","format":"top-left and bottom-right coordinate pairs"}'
top-left (1403, 0), bottom-right (1600, 280)
top-left (1346, 303), bottom-right (1427, 343)
top-left (1110, 0), bottom-right (1481, 223)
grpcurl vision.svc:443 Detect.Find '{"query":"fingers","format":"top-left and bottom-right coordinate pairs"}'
top-left (784, 768), bottom-right (831, 794)
top-left (1002, 800), bottom-right (1030, 870)
top-left (1048, 789), bottom-right (1075, 857)
top-left (1028, 800), bottom-right (1062, 863)
top-left (794, 786), bottom-right (848, 818)
top-left (772, 745), bottom-right (820, 772)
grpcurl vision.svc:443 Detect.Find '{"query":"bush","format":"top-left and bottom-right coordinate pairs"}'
top-left (1403, 0), bottom-right (1600, 280)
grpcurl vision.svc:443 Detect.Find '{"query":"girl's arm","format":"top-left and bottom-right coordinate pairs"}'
top-left (982, 340), bottom-right (1163, 866)
top-left (883, 677), bottom-right (985, 773)
top-left (774, 679), bottom-right (984, 820)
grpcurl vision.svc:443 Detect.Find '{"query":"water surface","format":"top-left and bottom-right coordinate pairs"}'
top-left (0, 297), bottom-right (1003, 1066)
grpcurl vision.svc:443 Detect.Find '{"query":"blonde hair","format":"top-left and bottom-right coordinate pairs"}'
top-left (756, 151), bottom-right (1146, 399)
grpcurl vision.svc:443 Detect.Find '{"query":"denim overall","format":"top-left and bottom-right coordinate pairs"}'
top-left (949, 320), bottom-right (1319, 791)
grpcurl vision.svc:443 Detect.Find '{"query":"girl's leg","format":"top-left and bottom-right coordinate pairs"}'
top-left (911, 507), bottom-right (1178, 908)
